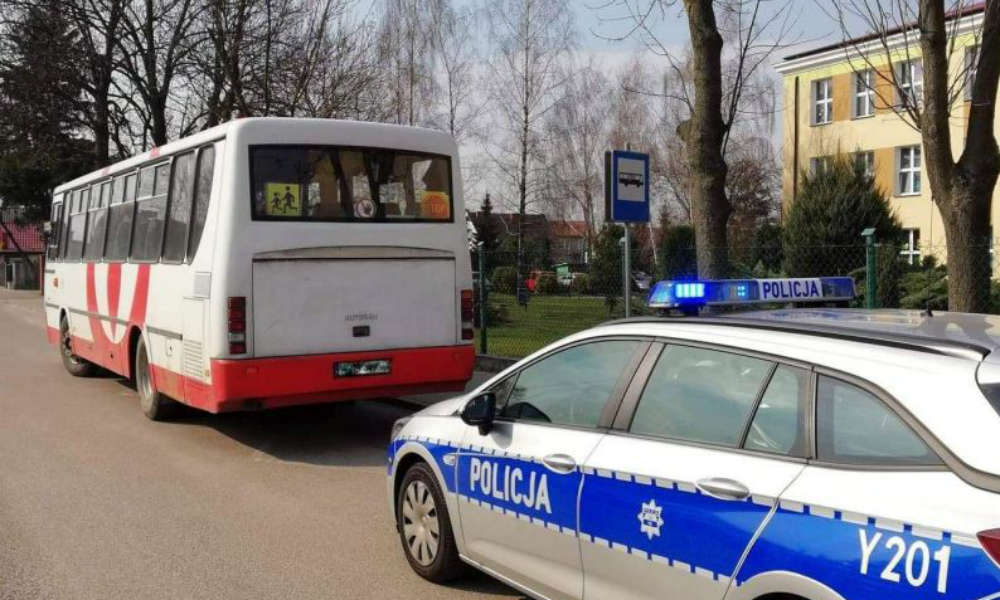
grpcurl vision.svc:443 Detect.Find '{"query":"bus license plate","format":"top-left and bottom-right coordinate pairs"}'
top-left (334, 359), bottom-right (391, 378)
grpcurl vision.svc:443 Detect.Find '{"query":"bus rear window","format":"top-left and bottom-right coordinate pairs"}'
top-left (250, 146), bottom-right (453, 222)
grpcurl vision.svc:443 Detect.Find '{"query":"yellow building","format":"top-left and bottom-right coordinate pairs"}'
top-left (776, 5), bottom-right (988, 265)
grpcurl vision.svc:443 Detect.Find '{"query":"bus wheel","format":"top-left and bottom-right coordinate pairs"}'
top-left (134, 337), bottom-right (176, 421)
top-left (59, 315), bottom-right (96, 377)
top-left (396, 462), bottom-right (466, 583)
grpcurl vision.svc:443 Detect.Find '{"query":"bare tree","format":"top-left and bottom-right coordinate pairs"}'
top-left (541, 58), bottom-right (612, 254)
top-left (116, 0), bottom-right (204, 147)
top-left (427, 0), bottom-right (481, 140)
top-left (376, 0), bottom-right (434, 126)
top-left (484, 0), bottom-right (574, 286)
top-left (828, 1), bottom-right (1000, 311)
top-left (595, 0), bottom-right (796, 278)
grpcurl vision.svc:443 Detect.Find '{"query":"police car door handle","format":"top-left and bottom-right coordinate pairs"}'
top-left (696, 478), bottom-right (750, 501)
top-left (542, 454), bottom-right (577, 474)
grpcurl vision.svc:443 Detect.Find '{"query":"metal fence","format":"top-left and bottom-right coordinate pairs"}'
top-left (471, 241), bottom-right (999, 359)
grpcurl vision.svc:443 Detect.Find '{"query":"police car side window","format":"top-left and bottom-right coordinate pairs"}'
top-left (499, 340), bottom-right (641, 428)
top-left (630, 345), bottom-right (773, 447)
top-left (816, 376), bottom-right (942, 466)
top-left (743, 365), bottom-right (810, 457)
top-left (488, 375), bottom-right (517, 408)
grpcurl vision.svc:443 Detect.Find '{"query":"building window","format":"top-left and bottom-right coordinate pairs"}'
top-left (901, 229), bottom-right (920, 265)
top-left (854, 151), bottom-right (875, 177)
top-left (897, 145), bottom-right (922, 195)
top-left (966, 45), bottom-right (979, 100)
top-left (810, 156), bottom-right (833, 176)
top-left (897, 60), bottom-right (923, 108)
top-left (854, 69), bottom-right (875, 118)
top-left (813, 78), bottom-right (833, 125)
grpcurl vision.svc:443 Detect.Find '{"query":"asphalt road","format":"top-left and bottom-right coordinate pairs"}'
top-left (0, 289), bottom-right (520, 600)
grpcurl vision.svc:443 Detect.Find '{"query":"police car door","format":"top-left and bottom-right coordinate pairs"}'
top-left (456, 339), bottom-right (650, 600)
top-left (578, 343), bottom-right (809, 600)
top-left (732, 372), bottom-right (992, 600)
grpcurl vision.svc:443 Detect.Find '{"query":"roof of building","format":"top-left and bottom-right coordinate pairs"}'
top-left (0, 208), bottom-right (44, 253)
top-left (783, 2), bottom-right (985, 62)
top-left (0, 222), bottom-right (44, 253)
top-left (550, 220), bottom-right (587, 238)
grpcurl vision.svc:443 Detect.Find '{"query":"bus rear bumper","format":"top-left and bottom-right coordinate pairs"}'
top-left (193, 344), bottom-right (476, 413)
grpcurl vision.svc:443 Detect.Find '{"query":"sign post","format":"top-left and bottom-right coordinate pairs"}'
top-left (861, 227), bottom-right (877, 309)
top-left (606, 150), bottom-right (651, 318)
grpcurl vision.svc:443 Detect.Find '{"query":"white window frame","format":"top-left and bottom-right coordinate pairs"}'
top-left (813, 78), bottom-right (833, 125)
top-left (810, 156), bottom-right (833, 177)
top-left (854, 69), bottom-right (875, 118)
top-left (900, 229), bottom-right (920, 265)
top-left (897, 60), bottom-right (923, 108)
top-left (897, 145), bottom-right (922, 196)
top-left (966, 45), bottom-right (979, 101)
top-left (854, 151), bottom-right (875, 177)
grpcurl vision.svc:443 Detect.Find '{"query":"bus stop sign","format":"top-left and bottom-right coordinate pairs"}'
top-left (605, 150), bottom-right (650, 223)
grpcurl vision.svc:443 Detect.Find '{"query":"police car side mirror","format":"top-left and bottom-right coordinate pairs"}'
top-left (461, 392), bottom-right (496, 435)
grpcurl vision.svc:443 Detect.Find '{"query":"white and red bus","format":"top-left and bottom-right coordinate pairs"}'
top-left (44, 118), bottom-right (475, 419)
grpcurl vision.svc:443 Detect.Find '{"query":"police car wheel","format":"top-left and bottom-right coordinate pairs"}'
top-left (397, 462), bottom-right (465, 582)
top-left (59, 315), bottom-right (96, 377)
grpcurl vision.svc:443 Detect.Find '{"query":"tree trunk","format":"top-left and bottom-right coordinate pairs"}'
top-left (919, 0), bottom-right (1000, 312)
top-left (681, 0), bottom-right (730, 278)
top-left (941, 184), bottom-right (992, 312)
top-left (93, 85), bottom-right (110, 166)
top-left (150, 94), bottom-right (168, 147)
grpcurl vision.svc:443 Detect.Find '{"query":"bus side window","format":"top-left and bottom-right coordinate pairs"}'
top-left (105, 173), bottom-right (136, 262)
top-left (59, 190), bottom-right (72, 258)
top-left (131, 163), bottom-right (169, 262)
top-left (48, 197), bottom-right (63, 261)
top-left (66, 188), bottom-right (88, 260)
top-left (187, 145), bottom-right (215, 262)
top-left (84, 181), bottom-right (111, 261)
top-left (163, 151), bottom-right (195, 263)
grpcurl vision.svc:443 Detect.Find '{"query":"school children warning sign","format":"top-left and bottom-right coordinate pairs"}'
top-left (265, 183), bottom-right (301, 217)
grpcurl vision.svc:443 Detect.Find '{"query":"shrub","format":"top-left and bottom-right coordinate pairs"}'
top-left (591, 224), bottom-right (623, 296)
top-left (491, 266), bottom-right (517, 294)
top-left (900, 258), bottom-right (948, 311)
top-left (570, 273), bottom-right (591, 295)
top-left (784, 155), bottom-right (902, 277)
top-left (534, 273), bottom-right (558, 295)
top-left (660, 225), bottom-right (697, 280)
top-left (485, 301), bottom-right (510, 325)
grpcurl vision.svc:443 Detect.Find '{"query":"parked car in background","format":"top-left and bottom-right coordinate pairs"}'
top-left (632, 270), bottom-right (652, 292)
top-left (525, 270), bottom-right (555, 293)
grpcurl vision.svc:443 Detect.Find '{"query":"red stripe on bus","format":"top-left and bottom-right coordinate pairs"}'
top-left (173, 344), bottom-right (473, 413)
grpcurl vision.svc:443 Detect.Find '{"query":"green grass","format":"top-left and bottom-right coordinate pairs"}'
top-left (475, 293), bottom-right (647, 358)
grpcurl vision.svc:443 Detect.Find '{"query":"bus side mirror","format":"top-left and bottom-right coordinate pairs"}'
top-left (461, 392), bottom-right (496, 436)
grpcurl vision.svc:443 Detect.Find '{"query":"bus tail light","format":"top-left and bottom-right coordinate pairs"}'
top-left (979, 529), bottom-right (1000, 567)
top-left (228, 296), bottom-right (247, 354)
top-left (461, 289), bottom-right (474, 341)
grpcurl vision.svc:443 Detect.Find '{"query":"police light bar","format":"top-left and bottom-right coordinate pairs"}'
top-left (647, 277), bottom-right (856, 309)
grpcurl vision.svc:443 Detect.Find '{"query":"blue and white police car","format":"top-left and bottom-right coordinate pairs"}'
top-left (387, 278), bottom-right (1000, 600)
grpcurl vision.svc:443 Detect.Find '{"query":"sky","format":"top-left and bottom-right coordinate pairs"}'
top-left (357, 0), bottom-right (865, 211)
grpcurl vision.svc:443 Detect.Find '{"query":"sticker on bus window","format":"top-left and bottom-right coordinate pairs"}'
top-left (420, 191), bottom-right (450, 219)
top-left (264, 183), bottom-right (302, 217)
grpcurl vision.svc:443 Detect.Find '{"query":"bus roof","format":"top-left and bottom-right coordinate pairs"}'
top-left (54, 118), bottom-right (458, 195)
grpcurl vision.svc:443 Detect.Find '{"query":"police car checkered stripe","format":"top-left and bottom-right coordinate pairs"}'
top-left (393, 437), bottom-right (995, 595)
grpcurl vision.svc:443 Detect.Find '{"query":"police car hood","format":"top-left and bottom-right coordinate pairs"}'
top-left (413, 394), bottom-right (469, 417)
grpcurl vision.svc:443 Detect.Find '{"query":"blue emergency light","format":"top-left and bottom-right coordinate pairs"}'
top-left (648, 277), bottom-right (856, 310)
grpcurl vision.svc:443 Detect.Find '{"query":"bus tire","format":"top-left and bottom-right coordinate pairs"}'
top-left (134, 336), bottom-right (176, 421)
top-left (396, 461), bottom-right (466, 583)
top-left (59, 315), bottom-right (96, 377)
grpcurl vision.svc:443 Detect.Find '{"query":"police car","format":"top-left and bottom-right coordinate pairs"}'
top-left (386, 278), bottom-right (1000, 600)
